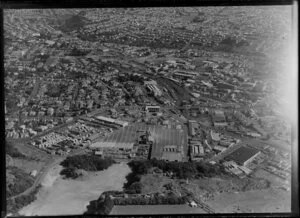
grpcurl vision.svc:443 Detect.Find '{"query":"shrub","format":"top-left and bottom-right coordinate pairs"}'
top-left (123, 172), bottom-right (141, 190)
top-left (127, 182), bottom-right (143, 194)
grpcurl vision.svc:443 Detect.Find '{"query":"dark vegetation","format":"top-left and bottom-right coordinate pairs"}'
top-left (6, 166), bottom-right (34, 198)
top-left (45, 83), bottom-right (66, 98)
top-left (84, 190), bottom-right (186, 215)
top-left (113, 192), bottom-right (186, 206)
top-left (6, 142), bottom-right (26, 158)
top-left (70, 70), bottom-right (88, 79)
top-left (85, 194), bottom-right (114, 215)
top-left (60, 154), bottom-right (115, 179)
top-left (59, 14), bottom-right (86, 33)
top-left (192, 16), bottom-right (206, 23)
top-left (68, 47), bottom-right (90, 56)
top-left (5, 96), bottom-right (19, 113)
top-left (217, 36), bottom-right (249, 52)
top-left (7, 184), bottom-right (41, 215)
top-left (124, 158), bottom-right (226, 194)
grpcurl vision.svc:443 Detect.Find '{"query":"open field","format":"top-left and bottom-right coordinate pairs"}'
top-left (19, 162), bottom-right (131, 216)
top-left (11, 158), bottom-right (45, 174)
top-left (206, 188), bottom-right (291, 213)
top-left (254, 168), bottom-right (290, 187)
top-left (8, 140), bottom-right (51, 162)
top-left (110, 204), bottom-right (207, 215)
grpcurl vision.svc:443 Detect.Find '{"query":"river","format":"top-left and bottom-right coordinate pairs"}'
top-left (19, 162), bottom-right (131, 216)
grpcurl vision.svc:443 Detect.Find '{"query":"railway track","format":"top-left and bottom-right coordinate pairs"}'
top-left (193, 198), bottom-right (215, 214)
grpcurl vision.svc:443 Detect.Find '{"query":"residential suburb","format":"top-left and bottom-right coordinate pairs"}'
top-left (4, 7), bottom-right (295, 216)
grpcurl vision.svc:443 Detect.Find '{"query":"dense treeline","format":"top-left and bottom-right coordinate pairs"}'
top-left (124, 158), bottom-right (227, 193)
top-left (117, 74), bottom-right (144, 83)
top-left (60, 155), bottom-right (115, 179)
top-left (85, 195), bottom-right (114, 215)
top-left (6, 166), bottom-right (34, 198)
top-left (134, 158), bottom-right (225, 178)
top-left (6, 142), bottom-right (26, 158)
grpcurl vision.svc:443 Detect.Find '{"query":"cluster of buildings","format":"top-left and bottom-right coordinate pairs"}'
top-left (262, 145), bottom-right (291, 181)
top-left (144, 80), bottom-right (162, 97)
top-left (28, 119), bottom-right (115, 155)
top-left (188, 118), bottom-right (239, 162)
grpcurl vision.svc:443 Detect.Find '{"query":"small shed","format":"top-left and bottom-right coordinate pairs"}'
top-left (30, 170), bottom-right (37, 177)
top-left (95, 150), bottom-right (104, 157)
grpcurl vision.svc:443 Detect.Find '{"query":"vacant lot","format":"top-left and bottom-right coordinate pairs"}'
top-left (8, 140), bottom-right (51, 162)
top-left (206, 188), bottom-right (291, 213)
top-left (254, 168), bottom-right (290, 187)
top-left (12, 158), bottom-right (46, 174)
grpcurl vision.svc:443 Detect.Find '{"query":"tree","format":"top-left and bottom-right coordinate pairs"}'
top-left (128, 182), bottom-right (142, 194)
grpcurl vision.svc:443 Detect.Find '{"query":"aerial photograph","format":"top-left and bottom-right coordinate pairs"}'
top-left (4, 6), bottom-right (296, 216)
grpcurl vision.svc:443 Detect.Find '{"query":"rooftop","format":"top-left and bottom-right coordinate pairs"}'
top-left (225, 146), bottom-right (260, 165)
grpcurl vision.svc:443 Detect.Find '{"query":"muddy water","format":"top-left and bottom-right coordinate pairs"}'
top-left (19, 162), bottom-right (131, 216)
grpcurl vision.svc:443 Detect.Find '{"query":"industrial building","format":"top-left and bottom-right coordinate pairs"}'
top-left (150, 125), bottom-right (188, 162)
top-left (216, 82), bottom-right (235, 90)
top-left (95, 115), bottom-right (129, 127)
top-left (173, 70), bottom-right (198, 80)
top-left (190, 142), bottom-right (205, 161)
top-left (225, 146), bottom-right (261, 166)
top-left (144, 80), bottom-right (162, 96)
top-left (161, 145), bottom-right (183, 162)
top-left (145, 105), bottom-right (160, 113)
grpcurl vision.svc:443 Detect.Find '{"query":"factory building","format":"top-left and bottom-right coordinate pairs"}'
top-left (161, 145), bottom-right (183, 162)
top-left (95, 116), bottom-right (129, 127)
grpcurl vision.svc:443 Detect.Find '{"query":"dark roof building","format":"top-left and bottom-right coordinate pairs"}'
top-left (225, 146), bottom-right (260, 166)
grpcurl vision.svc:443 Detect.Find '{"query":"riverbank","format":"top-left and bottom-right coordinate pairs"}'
top-left (19, 162), bottom-right (131, 216)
